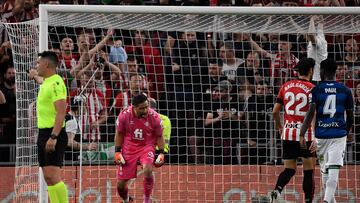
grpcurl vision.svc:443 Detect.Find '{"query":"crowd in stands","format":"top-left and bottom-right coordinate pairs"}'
top-left (0, 0), bottom-right (360, 165)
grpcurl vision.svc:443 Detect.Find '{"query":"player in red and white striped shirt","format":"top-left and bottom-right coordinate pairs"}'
top-left (270, 58), bottom-right (316, 203)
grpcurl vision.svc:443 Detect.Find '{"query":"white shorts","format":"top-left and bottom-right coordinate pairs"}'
top-left (316, 137), bottom-right (347, 174)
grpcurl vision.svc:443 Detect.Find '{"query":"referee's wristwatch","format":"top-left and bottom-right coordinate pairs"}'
top-left (50, 133), bottom-right (58, 140)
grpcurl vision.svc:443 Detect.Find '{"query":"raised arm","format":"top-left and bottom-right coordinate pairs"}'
top-left (88, 29), bottom-right (114, 56)
top-left (164, 35), bottom-right (175, 56)
top-left (250, 38), bottom-right (270, 58)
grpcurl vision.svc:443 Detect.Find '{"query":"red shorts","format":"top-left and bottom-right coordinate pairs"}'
top-left (117, 146), bottom-right (155, 180)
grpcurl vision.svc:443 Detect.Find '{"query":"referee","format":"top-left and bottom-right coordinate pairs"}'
top-left (36, 51), bottom-right (68, 203)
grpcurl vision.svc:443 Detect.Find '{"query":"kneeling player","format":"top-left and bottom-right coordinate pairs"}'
top-left (114, 94), bottom-right (165, 203)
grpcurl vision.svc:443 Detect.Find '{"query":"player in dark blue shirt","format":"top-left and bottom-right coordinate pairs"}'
top-left (300, 58), bottom-right (354, 203)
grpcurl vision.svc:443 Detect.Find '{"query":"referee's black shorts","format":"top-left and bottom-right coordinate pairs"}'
top-left (37, 128), bottom-right (67, 167)
top-left (282, 140), bottom-right (315, 160)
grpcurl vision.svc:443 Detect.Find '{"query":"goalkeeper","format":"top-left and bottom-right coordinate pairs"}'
top-left (114, 94), bottom-right (165, 203)
top-left (149, 98), bottom-right (171, 154)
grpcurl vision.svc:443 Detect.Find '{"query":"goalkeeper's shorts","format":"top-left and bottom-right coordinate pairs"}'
top-left (37, 128), bottom-right (67, 167)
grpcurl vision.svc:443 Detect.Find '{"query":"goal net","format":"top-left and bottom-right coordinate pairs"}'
top-left (5, 5), bottom-right (360, 203)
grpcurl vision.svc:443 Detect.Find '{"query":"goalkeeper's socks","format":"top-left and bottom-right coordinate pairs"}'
top-left (275, 168), bottom-right (296, 193)
top-left (143, 176), bottom-right (154, 202)
top-left (119, 185), bottom-right (129, 202)
top-left (144, 195), bottom-right (151, 203)
top-left (48, 181), bottom-right (68, 203)
top-left (303, 169), bottom-right (314, 203)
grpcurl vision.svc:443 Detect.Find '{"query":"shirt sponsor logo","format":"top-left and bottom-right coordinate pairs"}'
top-left (284, 122), bottom-right (301, 129)
top-left (318, 121), bottom-right (340, 128)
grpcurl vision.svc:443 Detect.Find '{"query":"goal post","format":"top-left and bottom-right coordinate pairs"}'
top-left (5, 5), bottom-right (360, 202)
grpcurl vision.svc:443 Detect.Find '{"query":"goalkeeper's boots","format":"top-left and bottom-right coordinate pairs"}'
top-left (122, 196), bottom-right (134, 203)
top-left (270, 190), bottom-right (280, 203)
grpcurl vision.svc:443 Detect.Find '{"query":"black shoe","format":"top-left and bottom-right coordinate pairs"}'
top-left (270, 190), bottom-right (279, 203)
top-left (122, 196), bottom-right (134, 203)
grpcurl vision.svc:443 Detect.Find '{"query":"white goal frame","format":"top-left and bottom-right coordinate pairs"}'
top-left (34, 5), bottom-right (360, 203)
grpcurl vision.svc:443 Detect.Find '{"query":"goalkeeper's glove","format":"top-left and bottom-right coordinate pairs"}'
top-left (114, 146), bottom-right (125, 165)
top-left (154, 149), bottom-right (165, 168)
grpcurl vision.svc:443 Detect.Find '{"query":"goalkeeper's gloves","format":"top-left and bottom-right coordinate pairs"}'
top-left (154, 149), bottom-right (165, 168)
top-left (114, 146), bottom-right (125, 165)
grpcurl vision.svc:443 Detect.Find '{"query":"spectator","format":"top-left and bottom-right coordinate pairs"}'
top-left (0, 41), bottom-right (12, 65)
top-left (126, 55), bottom-right (148, 92)
top-left (343, 38), bottom-right (360, 79)
top-left (203, 80), bottom-right (241, 164)
top-left (336, 62), bottom-right (354, 88)
top-left (237, 51), bottom-right (267, 92)
top-left (59, 36), bottom-right (79, 71)
top-left (251, 34), bottom-right (299, 88)
top-left (112, 73), bottom-right (147, 116)
top-left (70, 71), bottom-right (107, 142)
top-left (64, 97), bottom-right (98, 161)
top-left (201, 58), bottom-right (227, 95)
top-left (246, 81), bottom-right (274, 164)
top-left (71, 28), bottom-right (113, 78)
top-left (219, 41), bottom-right (245, 83)
top-left (313, 0), bottom-right (344, 6)
top-left (307, 15), bottom-right (328, 82)
top-left (109, 39), bottom-right (127, 73)
top-left (0, 64), bottom-right (16, 162)
top-left (1, 0), bottom-right (38, 23)
top-left (58, 36), bottom-right (79, 90)
top-left (126, 30), bottom-right (164, 100)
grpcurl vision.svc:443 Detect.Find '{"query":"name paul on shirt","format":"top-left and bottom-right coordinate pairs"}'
top-left (325, 88), bottom-right (336, 93)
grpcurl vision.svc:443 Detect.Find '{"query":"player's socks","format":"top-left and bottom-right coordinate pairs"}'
top-left (48, 181), bottom-right (68, 203)
top-left (143, 176), bottom-right (154, 203)
top-left (274, 168), bottom-right (296, 193)
top-left (324, 168), bottom-right (340, 203)
top-left (303, 169), bottom-right (314, 203)
top-left (119, 185), bottom-right (129, 202)
top-left (322, 172), bottom-right (329, 190)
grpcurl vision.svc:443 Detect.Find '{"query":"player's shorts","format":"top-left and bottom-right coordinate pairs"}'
top-left (37, 128), bottom-right (68, 167)
top-left (316, 137), bottom-right (347, 174)
top-left (117, 145), bottom-right (155, 180)
top-left (282, 140), bottom-right (315, 160)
